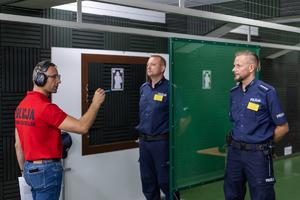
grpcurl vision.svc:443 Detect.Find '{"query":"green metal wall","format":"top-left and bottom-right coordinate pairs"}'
top-left (169, 38), bottom-right (260, 196)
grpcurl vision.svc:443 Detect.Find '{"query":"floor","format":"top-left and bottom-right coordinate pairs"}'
top-left (175, 154), bottom-right (300, 200)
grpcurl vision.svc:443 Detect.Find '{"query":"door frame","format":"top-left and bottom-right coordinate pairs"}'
top-left (81, 54), bottom-right (149, 155)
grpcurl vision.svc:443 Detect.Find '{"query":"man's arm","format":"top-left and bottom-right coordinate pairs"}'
top-left (273, 122), bottom-right (289, 143)
top-left (58, 88), bottom-right (105, 134)
top-left (15, 128), bottom-right (25, 176)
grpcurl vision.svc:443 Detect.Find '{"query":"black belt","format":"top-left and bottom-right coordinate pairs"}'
top-left (139, 132), bottom-right (169, 141)
top-left (28, 158), bottom-right (61, 164)
top-left (232, 140), bottom-right (265, 151)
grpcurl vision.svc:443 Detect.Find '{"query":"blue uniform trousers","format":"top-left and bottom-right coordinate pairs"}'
top-left (224, 146), bottom-right (276, 200)
top-left (24, 160), bottom-right (63, 200)
top-left (139, 139), bottom-right (180, 200)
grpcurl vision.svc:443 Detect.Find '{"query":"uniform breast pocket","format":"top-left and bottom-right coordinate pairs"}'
top-left (257, 104), bottom-right (268, 121)
top-left (230, 104), bottom-right (238, 120)
top-left (246, 103), bottom-right (263, 120)
top-left (155, 96), bottom-right (168, 111)
top-left (139, 96), bottom-right (147, 110)
top-left (161, 96), bottom-right (168, 103)
top-left (246, 108), bottom-right (256, 120)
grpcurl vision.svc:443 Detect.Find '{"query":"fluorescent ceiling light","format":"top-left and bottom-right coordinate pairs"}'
top-left (52, 1), bottom-right (165, 23)
top-left (230, 25), bottom-right (259, 36)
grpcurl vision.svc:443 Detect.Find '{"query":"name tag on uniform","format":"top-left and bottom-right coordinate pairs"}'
top-left (154, 94), bottom-right (163, 101)
top-left (247, 102), bottom-right (259, 111)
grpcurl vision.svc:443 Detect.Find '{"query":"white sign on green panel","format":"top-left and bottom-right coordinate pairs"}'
top-left (202, 70), bottom-right (211, 89)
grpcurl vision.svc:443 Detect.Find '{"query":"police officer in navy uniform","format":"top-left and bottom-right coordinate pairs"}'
top-left (224, 50), bottom-right (289, 200)
top-left (136, 55), bottom-right (190, 200)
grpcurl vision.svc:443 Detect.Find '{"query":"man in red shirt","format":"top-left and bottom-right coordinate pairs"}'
top-left (15, 60), bottom-right (106, 200)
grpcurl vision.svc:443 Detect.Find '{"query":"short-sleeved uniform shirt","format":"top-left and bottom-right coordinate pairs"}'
top-left (15, 91), bottom-right (68, 160)
top-left (230, 77), bottom-right (287, 144)
top-left (136, 77), bottom-right (189, 136)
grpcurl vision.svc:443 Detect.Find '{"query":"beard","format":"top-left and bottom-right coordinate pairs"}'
top-left (234, 72), bottom-right (251, 82)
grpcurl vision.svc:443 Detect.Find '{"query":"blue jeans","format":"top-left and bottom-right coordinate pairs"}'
top-left (23, 160), bottom-right (63, 200)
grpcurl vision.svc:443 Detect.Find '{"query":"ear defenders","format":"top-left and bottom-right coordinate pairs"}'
top-left (34, 61), bottom-right (54, 86)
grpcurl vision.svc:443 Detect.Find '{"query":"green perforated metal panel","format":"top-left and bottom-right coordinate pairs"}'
top-left (169, 38), bottom-right (260, 198)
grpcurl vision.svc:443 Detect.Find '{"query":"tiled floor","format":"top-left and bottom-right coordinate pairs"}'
top-left (178, 155), bottom-right (300, 200)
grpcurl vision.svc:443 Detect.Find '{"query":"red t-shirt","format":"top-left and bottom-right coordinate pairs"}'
top-left (15, 91), bottom-right (68, 161)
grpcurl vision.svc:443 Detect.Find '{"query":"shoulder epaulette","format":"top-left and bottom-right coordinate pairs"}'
top-left (230, 85), bottom-right (239, 92)
top-left (140, 82), bottom-right (148, 89)
top-left (258, 84), bottom-right (270, 93)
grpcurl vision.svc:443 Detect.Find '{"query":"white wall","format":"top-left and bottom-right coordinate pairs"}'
top-left (52, 47), bottom-right (169, 200)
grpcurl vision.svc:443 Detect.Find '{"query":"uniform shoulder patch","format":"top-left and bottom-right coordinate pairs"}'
top-left (230, 85), bottom-right (239, 92)
top-left (258, 84), bottom-right (271, 93)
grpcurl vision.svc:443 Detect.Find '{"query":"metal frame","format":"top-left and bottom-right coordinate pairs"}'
top-left (0, 13), bottom-right (300, 51)
top-left (77, 0), bottom-right (82, 23)
top-left (95, 0), bottom-right (300, 33)
top-left (266, 43), bottom-right (300, 59)
top-left (169, 37), bottom-right (260, 200)
top-left (179, 0), bottom-right (184, 8)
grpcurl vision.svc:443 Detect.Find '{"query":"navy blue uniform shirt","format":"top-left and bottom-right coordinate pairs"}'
top-left (136, 77), bottom-right (169, 136)
top-left (230, 77), bottom-right (287, 143)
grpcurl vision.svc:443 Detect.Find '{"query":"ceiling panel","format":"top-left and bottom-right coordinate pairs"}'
top-left (5, 0), bottom-right (234, 9)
